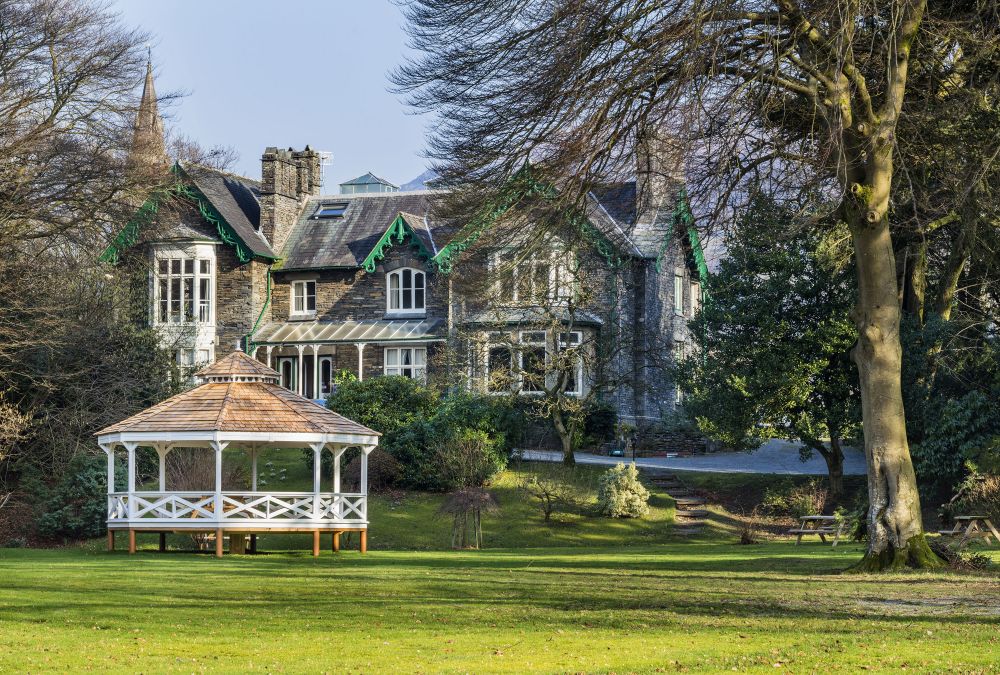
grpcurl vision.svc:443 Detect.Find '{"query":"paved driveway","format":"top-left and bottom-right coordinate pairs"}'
top-left (520, 439), bottom-right (867, 475)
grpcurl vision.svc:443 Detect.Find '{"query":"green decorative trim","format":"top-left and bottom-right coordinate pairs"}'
top-left (245, 267), bottom-right (272, 355)
top-left (361, 214), bottom-right (435, 273)
top-left (99, 190), bottom-right (169, 263)
top-left (173, 184), bottom-right (255, 263)
top-left (432, 164), bottom-right (622, 274)
top-left (654, 187), bottom-right (707, 285)
top-left (100, 163), bottom-right (277, 265)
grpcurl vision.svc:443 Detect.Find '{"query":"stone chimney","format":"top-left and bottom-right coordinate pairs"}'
top-left (260, 146), bottom-right (321, 253)
top-left (635, 125), bottom-right (685, 224)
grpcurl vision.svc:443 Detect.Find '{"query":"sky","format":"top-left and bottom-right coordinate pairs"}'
top-left (113, 0), bottom-right (430, 191)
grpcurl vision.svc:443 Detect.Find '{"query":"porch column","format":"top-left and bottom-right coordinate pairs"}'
top-left (312, 344), bottom-right (320, 400)
top-left (355, 343), bottom-right (366, 381)
top-left (296, 345), bottom-right (305, 396)
top-left (310, 442), bottom-right (323, 517)
top-left (266, 345), bottom-right (274, 370)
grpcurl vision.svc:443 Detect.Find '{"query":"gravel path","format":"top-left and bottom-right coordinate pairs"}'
top-left (520, 439), bottom-right (867, 475)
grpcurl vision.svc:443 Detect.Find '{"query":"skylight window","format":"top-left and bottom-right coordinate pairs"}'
top-left (313, 201), bottom-right (349, 219)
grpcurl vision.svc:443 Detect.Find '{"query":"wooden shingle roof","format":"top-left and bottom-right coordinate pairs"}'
top-left (96, 351), bottom-right (378, 437)
top-left (196, 350), bottom-right (281, 381)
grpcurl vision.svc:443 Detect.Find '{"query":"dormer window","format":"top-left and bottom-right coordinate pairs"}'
top-left (386, 268), bottom-right (426, 315)
top-left (292, 280), bottom-right (316, 317)
top-left (312, 201), bottom-right (349, 219)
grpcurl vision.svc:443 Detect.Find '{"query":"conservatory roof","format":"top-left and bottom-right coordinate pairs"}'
top-left (253, 319), bottom-right (445, 345)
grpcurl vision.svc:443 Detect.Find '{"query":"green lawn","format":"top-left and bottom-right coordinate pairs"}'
top-left (142, 457), bottom-right (677, 552)
top-left (2, 543), bottom-right (998, 672)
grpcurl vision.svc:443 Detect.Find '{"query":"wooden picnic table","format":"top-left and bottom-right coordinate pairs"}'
top-left (789, 515), bottom-right (845, 548)
top-left (938, 515), bottom-right (1000, 548)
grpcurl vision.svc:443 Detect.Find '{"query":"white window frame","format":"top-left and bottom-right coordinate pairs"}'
top-left (518, 331), bottom-right (548, 394)
top-left (277, 356), bottom-right (298, 391)
top-left (492, 249), bottom-right (577, 304)
top-left (691, 281), bottom-right (701, 317)
top-left (318, 356), bottom-right (334, 398)
top-left (484, 335), bottom-right (514, 394)
top-left (384, 346), bottom-right (427, 381)
top-left (674, 270), bottom-right (685, 316)
top-left (557, 331), bottom-right (584, 396)
top-left (154, 255), bottom-right (214, 325)
top-left (386, 268), bottom-right (426, 315)
top-left (291, 280), bottom-right (317, 317)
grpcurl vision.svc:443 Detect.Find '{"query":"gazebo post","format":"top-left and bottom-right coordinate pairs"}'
top-left (101, 443), bottom-right (114, 551)
top-left (311, 442), bottom-right (324, 514)
top-left (124, 441), bottom-right (138, 553)
top-left (250, 446), bottom-right (258, 491)
top-left (360, 446), bottom-right (374, 554)
top-left (154, 443), bottom-right (168, 492)
top-left (210, 440), bottom-right (228, 557)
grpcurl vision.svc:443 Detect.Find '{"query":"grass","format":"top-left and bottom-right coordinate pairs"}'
top-left (8, 459), bottom-right (998, 671)
top-left (141, 455), bottom-right (676, 552)
top-left (2, 543), bottom-right (999, 672)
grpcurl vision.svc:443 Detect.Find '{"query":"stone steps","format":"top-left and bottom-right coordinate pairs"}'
top-left (674, 497), bottom-right (706, 507)
top-left (675, 508), bottom-right (709, 518)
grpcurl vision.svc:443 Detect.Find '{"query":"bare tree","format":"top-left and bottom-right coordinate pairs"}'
top-left (0, 0), bottom-right (177, 502)
top-left (391, 0), bottom-right (993, 569)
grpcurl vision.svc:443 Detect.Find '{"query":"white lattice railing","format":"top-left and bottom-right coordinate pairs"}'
top-left (107, 491), bottom-right (367, 525)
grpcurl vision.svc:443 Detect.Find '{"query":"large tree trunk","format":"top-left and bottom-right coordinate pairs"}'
top-left (551, 405), bottom-right (576, 466)
top-left (822, 437), bottom-right (845, 503)
top-left (847, 219), bottom-right (941, 571)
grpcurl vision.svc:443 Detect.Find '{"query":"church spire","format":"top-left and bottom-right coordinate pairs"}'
top-left (129, 53), bottom-right (169, 173)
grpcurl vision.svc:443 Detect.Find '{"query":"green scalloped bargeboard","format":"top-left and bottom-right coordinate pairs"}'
top-left (361, 214), bottom-right (435, 273)
top-left (431, 166), bottom-right (622, 274)
top-left (99, 169), bottom-right (274, 266)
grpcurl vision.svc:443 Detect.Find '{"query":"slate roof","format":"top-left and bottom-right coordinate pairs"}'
top-left (461, 308), bottom-right (604, 327)
top-left (280, 191), bottom-right (447, 270)
top-left (588, 179), bottom-right (687, 259)
top-left (96, 351), bottom-right (378, 437)
top-left (179, 162), bottom-right (276, 259)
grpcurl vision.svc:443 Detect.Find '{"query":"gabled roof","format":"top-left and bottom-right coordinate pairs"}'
top-left (179, 163), bottom-right (275, 259)
top-left (280, 191), bottom-right (449, 270)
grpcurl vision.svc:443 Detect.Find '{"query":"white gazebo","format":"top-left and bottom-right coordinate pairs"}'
top-left (95, 350), bottom-right (380, 557)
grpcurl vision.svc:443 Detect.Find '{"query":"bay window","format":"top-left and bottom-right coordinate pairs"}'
top-left (156, 257), bottom-right (213, 325)
top-left (386, 268), bottom-right (426, 314)
top-left (519, 331), bottom-right (547, 394)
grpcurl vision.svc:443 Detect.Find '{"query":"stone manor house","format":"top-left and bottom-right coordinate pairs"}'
top-left (106, 65), bottom-right (707, 426)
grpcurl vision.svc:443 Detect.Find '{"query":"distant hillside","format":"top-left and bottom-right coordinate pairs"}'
top-left (399, 169), bottom-right (437, 191)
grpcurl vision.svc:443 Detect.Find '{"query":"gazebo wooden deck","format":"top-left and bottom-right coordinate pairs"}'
top-left (95, 350), bottom-right (379, 557)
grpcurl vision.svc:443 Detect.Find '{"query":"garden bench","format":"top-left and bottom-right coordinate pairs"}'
top-left (938, 516), bottom-right (1000, 548)
top-left (789, 515), bottom-right (845, 548)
